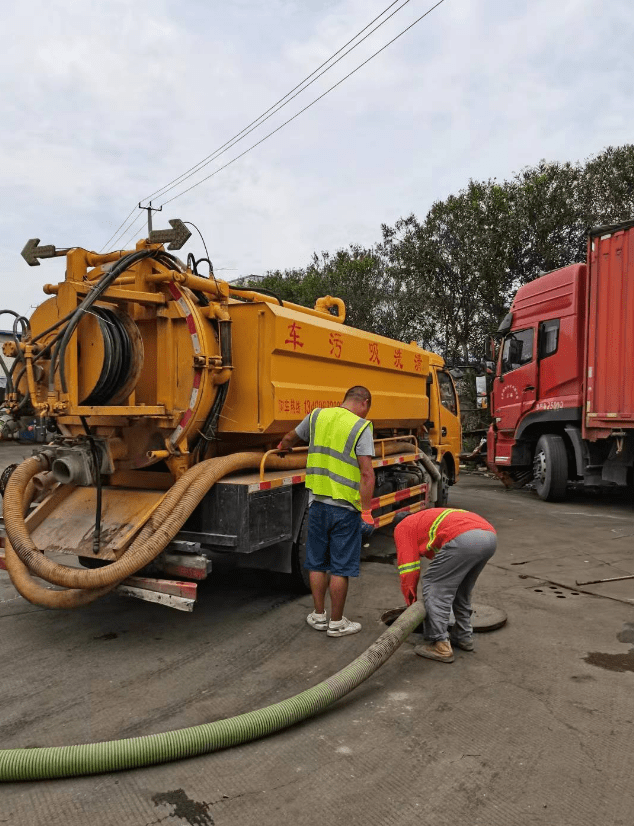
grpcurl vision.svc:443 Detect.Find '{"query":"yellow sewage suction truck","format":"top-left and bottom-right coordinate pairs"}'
top-left (0, 220), bottom-right (461, 611)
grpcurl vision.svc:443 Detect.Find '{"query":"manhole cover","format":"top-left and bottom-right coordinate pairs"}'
top-left (380, 602), bottom-right (507, 633)
top-left (471, 603), bottom-right (507, 631)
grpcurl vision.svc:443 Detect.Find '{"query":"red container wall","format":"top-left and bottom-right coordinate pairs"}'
top-left (584, 226), bottom-right (634, 436)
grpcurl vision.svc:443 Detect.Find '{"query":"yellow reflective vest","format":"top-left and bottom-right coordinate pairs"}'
top-left (305, 407), bottom-right (373, 510)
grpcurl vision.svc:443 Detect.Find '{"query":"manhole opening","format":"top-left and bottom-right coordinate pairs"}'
top-left (363, 554), bottom-right (396, 565)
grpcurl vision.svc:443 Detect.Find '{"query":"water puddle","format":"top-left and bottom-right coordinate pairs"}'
top-left (583, 652), bottom-right (634, 673)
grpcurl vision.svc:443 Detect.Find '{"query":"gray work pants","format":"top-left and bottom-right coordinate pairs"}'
top-left (422, 529), bottom-right (497, 643)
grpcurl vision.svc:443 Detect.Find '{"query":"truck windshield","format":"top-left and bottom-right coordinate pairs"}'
top-left (501, 329), bottom-right (534, 373)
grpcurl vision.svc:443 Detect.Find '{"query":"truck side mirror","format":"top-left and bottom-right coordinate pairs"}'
top-left (497, 312), bottom-right (513, 335)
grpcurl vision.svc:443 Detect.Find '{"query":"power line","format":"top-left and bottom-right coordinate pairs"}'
top-left (160, 0), bottom-right (447, 208)
top-left (141, 0), bottom-right (412, 206)
top-left (101, 0), bottom-right (412, 252)
top-left (119, 213), bottom-right (152, 251)
top-left (100, 204), bottom-right (139, 253)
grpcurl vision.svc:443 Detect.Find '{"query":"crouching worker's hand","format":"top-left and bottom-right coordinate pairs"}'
top-left (361, 510), bottom-right (374, 527)
top-left (403, 587), bottom-right (418, 606)
top-left (276, 441), bottom-right (289, 457)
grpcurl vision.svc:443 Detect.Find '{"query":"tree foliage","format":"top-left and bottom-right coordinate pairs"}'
top-left (241, 144), bottom-right (634, 364)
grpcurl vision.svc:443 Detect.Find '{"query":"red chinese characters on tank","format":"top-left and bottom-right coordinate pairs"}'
top-left (329, 332), bottom-right (343, 359)
top-left (285, 322), bottom-right (304, 350)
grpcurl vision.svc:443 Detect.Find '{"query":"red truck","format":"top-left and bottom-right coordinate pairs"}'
top-left (487, 219), bottom-right (634, 500)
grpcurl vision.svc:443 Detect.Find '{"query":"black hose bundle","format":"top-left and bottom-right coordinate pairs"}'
top-left (50, 248), bottom-right (165, 395)
top-left (80, 309), bottom-right (134, 406)
top-left (4, 249), bottom-right (173, 414)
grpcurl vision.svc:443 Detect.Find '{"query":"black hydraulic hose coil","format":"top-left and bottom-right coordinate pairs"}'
top-left (80, 309), bottom-right (133, 406)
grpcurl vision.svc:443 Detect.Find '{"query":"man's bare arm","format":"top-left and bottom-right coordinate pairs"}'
top-left (358, 454), bottom-right (375, 512)
top-left (277, 429), bottom-right (302, 451)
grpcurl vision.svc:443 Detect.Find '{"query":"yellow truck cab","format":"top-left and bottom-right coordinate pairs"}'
top-left (426, 353), bottom-right (462, 505)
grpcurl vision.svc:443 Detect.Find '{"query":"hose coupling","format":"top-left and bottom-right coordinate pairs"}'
top-left (47, 439), bottom-right (115, 486)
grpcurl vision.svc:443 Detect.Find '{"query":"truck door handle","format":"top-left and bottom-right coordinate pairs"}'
top-left (523, 385), bottom-right (535, 392)
top-left (441, 426), bottom-right (447, 437)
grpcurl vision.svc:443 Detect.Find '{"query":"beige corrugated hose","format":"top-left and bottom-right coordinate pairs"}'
top-left (3, 452), bottom-right (306, 607)
top-left (3, 442), bottom-right (416, 609)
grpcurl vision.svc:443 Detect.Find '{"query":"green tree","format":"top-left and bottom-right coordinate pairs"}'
top-left (580, 144), bottom-right (634, 227)
top-left (511, 159), bottom-right (585, 284)
top-left (243, 245), bottom-right (417, 341)
top-left (380, 179), bottom-right (517, 363)
top-left (242, 144), bottom-right (634, 365)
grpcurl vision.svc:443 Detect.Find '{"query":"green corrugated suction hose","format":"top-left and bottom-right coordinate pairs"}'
top-left (0, 601), bottom-right (425, 782)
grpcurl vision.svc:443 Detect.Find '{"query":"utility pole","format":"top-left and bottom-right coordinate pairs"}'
top-left (138, 202), bottom-right (162, 235)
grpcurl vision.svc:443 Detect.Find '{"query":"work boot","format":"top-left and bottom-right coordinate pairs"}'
top-left (414, 640), bottom-right (454, 663)
top-left (450, 637), bottom-right (475, 651)
top-left (327, 617), bottom-right (362, 637)
top-left (306, 610), bottom-right (328, 631)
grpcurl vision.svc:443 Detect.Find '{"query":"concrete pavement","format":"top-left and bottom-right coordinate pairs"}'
top-left (1, 464), bottom-right (633, 826)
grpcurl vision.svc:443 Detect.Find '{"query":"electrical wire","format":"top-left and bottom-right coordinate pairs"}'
top-left (159, 0), bottom-right (447, 208)
top-left (101, 0), bottom-right (409, 253)
top-left (182, 221), bottom-right (222, 296)
top-left (118, 213), bottom-right (150, 252)
top-left (144, 0), bottom-right (414, 206)
top-left (183, 221), bottom-right (211, 265)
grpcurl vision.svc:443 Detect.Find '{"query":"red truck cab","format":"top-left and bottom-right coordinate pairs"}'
top-left (488, 220), bottom-right (634, 500)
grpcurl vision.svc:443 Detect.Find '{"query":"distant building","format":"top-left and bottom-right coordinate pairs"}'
top-left (229, 274), bottom-right (266, 287)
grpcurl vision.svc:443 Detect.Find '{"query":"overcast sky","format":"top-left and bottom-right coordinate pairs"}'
top-left (1, 0), bottom-right (632, 317)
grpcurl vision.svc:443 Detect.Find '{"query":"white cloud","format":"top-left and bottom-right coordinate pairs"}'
top-left (0, 0), bottom-right (632, 316)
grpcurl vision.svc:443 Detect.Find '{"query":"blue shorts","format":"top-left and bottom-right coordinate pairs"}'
top-left (305, 501), bottom-right (362, 577)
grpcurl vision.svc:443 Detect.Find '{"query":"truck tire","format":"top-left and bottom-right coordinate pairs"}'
top-left (435, 460), bottom-right (450, 506)
top-left (533, 434), bottom-right (568, 501)
top-left (290, 506), bottom-right (312, 593)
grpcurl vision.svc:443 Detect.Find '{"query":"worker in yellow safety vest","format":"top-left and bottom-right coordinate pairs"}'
top-left (278, 386), bottom-right (375, 637)
top-left (394, 508), bottom-right (497, 662)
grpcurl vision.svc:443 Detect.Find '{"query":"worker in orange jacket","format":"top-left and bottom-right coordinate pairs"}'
top-left (394, 507), bottom-right (497, 663)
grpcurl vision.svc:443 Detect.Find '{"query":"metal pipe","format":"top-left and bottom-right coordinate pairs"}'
top-left (575, 574), bottom-right (634, 586)
top-left (314, 296), bottom-right (346, 322)
top-left (228, 288), bottom-right (343, 323)
top-left (145, 271), bottom-right (227, 299)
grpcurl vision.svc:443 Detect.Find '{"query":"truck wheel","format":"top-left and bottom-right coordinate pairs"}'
top-left (435, 460), bottom-right (450, 506)
top-left (533, 435), bottom-right (568, 501)
top-left (290, 506), bottom-right (312, 593)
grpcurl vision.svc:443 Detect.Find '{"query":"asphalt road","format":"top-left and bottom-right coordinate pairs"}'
top-left (1, 460), bottom-right (634, 826)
